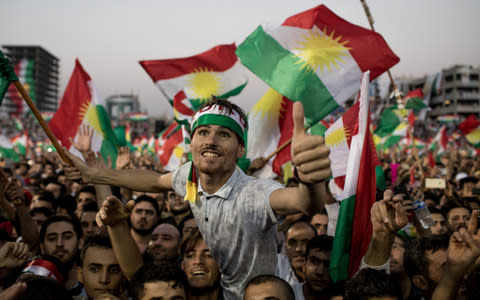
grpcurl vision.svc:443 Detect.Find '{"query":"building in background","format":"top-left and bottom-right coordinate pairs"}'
top-left (1, 45), bottom-right (59, 116)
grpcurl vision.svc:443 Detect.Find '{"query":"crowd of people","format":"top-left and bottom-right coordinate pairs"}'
top-left (1, 98), bottom-right (480, 300)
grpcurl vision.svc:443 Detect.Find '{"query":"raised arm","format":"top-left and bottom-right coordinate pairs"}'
top-left (270, 102), bottom-right (332, 215)
top-left (63, 151), bottom-right (173, 193)
top-left (98, 196), bottom-right (143, 280)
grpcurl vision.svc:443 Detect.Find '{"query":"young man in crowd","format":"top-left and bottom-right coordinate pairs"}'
top-left (76, 234), bottom-right (124, 300)
top-left (243, 275), bottom-right (295, 300)
top-left (129, 195), bottom-right (160, 254)
top-left (180, 227), bottom-right (220, 300)
top-left (277, 221), bottom-right (317, 285)
top-left (40, 214), bottom-right (82, 291)
top-left (293, 235), bottom-right (334, 300)
top-left (147, 222), bottom-right (181, 264)
top-left (75, 186), bottom-right (97, 218)
top-left (65, 99), bottom-right (331, 299)
top-left (309, 209), bottom-right (329, 236)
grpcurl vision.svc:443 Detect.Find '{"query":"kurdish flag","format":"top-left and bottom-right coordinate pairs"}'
top-left (382, 122), bottom-right (408, 150)
top-left (247, 88), bottom-right (294, 178)
top-left (330, 71), bottom-right (378, 281)
top-left (429, 125), bottom-right (448, 156)
top-left (0, 134), bottom-right (20, 162)
top-left (158, 122), bottom-right (188, 171)
top-left (404, 88), bottom-right (427, 110)
top-left (49, 60), bottom-right (118, 166)
top-left (11, 130), bottom-right (28, 156)
top-left (374, 105), bottom-right (408, 138)
top-left (0, 50), bottom-right (18, 106)
top-left (459, 115), bottom-right (480, 148)
top-left (139, 44), bottom-right (248, 124)
top-left (7, 58), bottom-right (36, 115)
top-left (236, 4), bottom-right (399, 125)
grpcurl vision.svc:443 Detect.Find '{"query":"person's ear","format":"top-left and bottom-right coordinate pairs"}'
top-left (237, 144), bottom-right (245, 160)
top-left (412, 274), bottom-right (429, 291)
top-left (77, 266), bottom-right (84, 284)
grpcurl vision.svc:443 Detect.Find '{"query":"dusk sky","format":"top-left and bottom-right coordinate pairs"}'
top-left (2, 0), bottom-right (479, 118)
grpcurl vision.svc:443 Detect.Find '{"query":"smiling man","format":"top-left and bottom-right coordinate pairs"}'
top-left (180, 227), bottom-right (220, 300)
top-left (65, 99), bottom-right (332, 299)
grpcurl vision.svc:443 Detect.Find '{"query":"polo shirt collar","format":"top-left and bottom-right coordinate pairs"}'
top-left (198, 167), bottom-right (242, 200)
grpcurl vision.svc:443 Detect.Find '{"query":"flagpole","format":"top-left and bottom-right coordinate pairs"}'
top-left (264, 123), bottom-right (314, 162)
top-left (13, 81), bottom-right (73, 165)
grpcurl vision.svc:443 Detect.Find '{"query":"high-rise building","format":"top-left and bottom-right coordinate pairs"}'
top-left (1, 45), bottom-right (59, 115)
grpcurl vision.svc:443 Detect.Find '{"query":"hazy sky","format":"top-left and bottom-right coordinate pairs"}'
top-left (2, 0), bottom-right (479, 118)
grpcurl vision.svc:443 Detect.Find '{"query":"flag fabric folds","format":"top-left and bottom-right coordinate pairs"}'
top-left (405, 88), bottom-right (427, 110)
top-left (459, 115), bottom-right (480, 148)
top-left (236, 4), bottom-right (399, 125)
top-left (0, 50), bottom-right (19, 106)
top-left (330, 71), bottom-right (378, 281)
top-left (139, 44), bottom-right (248, 124)
top-left (246, 88), bottom-right (294, 178)
top-left (48, 59), bottom-right (118, 166)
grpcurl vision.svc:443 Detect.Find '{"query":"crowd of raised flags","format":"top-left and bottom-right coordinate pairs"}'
top-left (1, 3), bottom-right (480, 281)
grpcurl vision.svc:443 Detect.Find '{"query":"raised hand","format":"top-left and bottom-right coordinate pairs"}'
top-left (97, 195), bottom-right (135, 227)
top-left (5, 178), bottom-right (25, 207)
top-left (370, 190), bottom-right (409, 235)
top-left (61, 150), bottom-right (92, 183)
top-left (290, 102), bottom-right (331, 184)
top-left (70, 124), bottom-right (93, 153)
top-left (0, 242), bottom-right (30, 268)
top-left (116, 146), bottom-right (131, 170)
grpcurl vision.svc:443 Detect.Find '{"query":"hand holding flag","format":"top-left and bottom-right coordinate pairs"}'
top-left (291, 102), bottom-right (331, 184)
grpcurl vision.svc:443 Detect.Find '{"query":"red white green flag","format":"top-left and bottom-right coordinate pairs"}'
top-left (49, 59), bottom-right (118, 166)
top-left (459, 115), bottom-right (480, 148)
top-left (139, 44), bottom-right (248, 124)
top-left (246, 88), bottom-right (294, 178)
top-left (404, 88), bottom-right (427, 110)
top-left (6, 58), bottom-right (36, 115)
top-left (236, 4), bottom-right (399, 125)
top-left (158, 122), bottom-right (188, 171)
top-left (429, 125), bottom-right (448, 156)
top-left (330, 71), bottom-right (378, 281)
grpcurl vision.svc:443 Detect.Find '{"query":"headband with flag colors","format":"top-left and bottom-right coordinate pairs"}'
top-left (236, 4), bottom-right (399, 125)
top-left (191, 104), bottom-right (246, 142)
top-left (139, 44), bottom-right (248, 125)
top-left (21, 259), bottom-right (64, 285)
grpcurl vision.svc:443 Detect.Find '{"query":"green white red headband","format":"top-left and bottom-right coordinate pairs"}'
top-left (191, 104), bottom-right (246, 142)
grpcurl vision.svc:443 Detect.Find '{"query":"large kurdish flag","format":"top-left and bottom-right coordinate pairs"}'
top-left (6, 58), bottom-right (36, 115)
top-left (329, 71), bottom-right (378, 281)
top-left (139, 44), bottom-right (248, 124)
top-left (49, 59), bottom-right (118, 166)
top-left (236, 4), bottom-right (399, 125)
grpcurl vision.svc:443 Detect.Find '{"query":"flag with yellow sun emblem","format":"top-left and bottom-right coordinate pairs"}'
top-left (236, 4), bottom-right (399, 126)
top-left (49, 59), bottom-right (118, 166)
top-left (139, 44), bottom-right (248, 125)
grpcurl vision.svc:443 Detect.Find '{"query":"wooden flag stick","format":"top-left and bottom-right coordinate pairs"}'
top-left (13, 81), bottom-right (72, 165)
top-left (264, 123), bottom-right (314, 162)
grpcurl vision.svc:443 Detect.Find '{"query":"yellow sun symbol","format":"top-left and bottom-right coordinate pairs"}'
top-left (186, 68), bottom-right (223, 100)
top-left (173, 146), bottom-right (184, 158)
top-left (294, 27), bottom-right (351, 74)
top-left (79, 102), bottom-right (104, 137)
top-left (325, 127), bottom-right (350, 149)
top-left (251, 88), bottom-right (283, 121)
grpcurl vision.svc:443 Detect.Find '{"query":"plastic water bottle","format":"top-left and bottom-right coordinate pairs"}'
top-left (413, 200), bottom-right (435, 229)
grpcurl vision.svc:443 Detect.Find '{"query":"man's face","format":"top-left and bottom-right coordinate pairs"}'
top-left (285, 223), bottom-right (316, 278)
top-left (46, 183), bottom-right (62, 199)
top-left (303, 249), bottom-right (331, 293)
top-left (181, 239), bottom-right (219, 290)
top-left (430, 213), bottom-right (447, 235)
top-left (190, 125), bottom-right (245, 177)
top-left (44, 164), bottom-right (55, 177)
top-left (76, 192), bottom-right (96, 214)
top-left (244, 282), bottom-right (289, 300)
top-left (167, 190), bottom-right (189, 214)
top-left (141, 281), bottom-right (186, 300)
top-left (390, 236), bottom-right (406, 275)
top-left (148, 223), bottom-right (180, 262)
top-left (78, 246), bottom-right (123, 299)
top-left (41, 221), bottom-right (79, 264)
top-left (181, 218), bottom-right (197, 237)
top-left (81, 211), bottom-right (101, 238)
top-left (310, 214), bottom-right (328, 236)
top-left (31, 212), bottom-right (48, 233)
top-left (446, 207), bottom-right (470, 232)
top-left (130, 201), bottom-right (158, 234)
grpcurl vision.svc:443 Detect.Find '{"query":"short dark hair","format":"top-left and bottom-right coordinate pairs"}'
top-left (134, 195), bottom-right (160, 216)
top-left (78, 233), bottom-right (113, 266)
top-left (81, 201), bottom-right (98, 213)
top-left (17, 275), bottom-right (73, 300)
top-left (35, 190), bottom-right (57, 210)
top-left (285, 220), bottom-right (317, 238)
top-left (244, 274), bottom-right (294, 300)
top-left (30, 207), bottom-right (54, 219)
top-left (40, 214), bottom-right (83, 243)
top-left (178, 214), bottom-right (195, 236)
top-left (194, 98), bottom-right (248, 143)
top-left (404, 234), bottom-right (449, 278)
top-left (344, 268), bottom-right (401, 300)
top-left (305, 235), bottom-right (333, 259)
top-left (180, 227), bottom-right (203, 257)
top-left (130, 263), bottom-right (188, 300)
top-left (76, 186), bottom-right (96, 199)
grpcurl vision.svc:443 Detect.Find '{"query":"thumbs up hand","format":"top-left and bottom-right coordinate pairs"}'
top-left (291, 102), bottom-right (331, 185)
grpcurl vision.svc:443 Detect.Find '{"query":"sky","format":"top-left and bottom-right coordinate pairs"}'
top-left (1, 0), bottom-right (479, 119)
